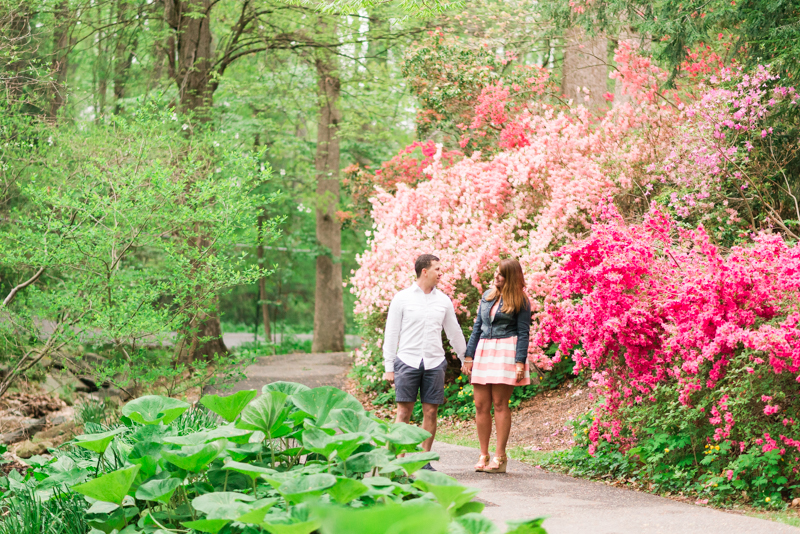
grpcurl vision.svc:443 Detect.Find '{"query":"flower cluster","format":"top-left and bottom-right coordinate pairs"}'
top-left (539, 202), bottom-right (800, 455)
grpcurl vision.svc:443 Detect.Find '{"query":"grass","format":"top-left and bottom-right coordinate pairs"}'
top-left (745, 509), bottom-right (800, 527)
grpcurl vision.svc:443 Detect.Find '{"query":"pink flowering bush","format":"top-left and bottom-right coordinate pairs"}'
top-left (543, 203), bottom-right (800, 505)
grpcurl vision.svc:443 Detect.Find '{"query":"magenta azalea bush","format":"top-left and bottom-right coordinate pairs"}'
top-left (542, 203), bottom-right (799, 505)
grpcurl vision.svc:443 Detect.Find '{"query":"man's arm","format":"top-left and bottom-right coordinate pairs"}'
top-left (382, 295), bottom-right (403, 376)
top-left (443, 299), bottom-right (467, 363)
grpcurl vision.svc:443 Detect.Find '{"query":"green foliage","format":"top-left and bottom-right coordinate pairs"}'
top-left (0, 384), bottom-right (547, 533)
top-left (0, 99), bottom-right (280, 395)
top-left (550, 354), bottom-right (800, 509)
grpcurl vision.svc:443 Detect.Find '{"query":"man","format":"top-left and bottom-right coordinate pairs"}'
top-left (383, 254), bottom-right (467, 469)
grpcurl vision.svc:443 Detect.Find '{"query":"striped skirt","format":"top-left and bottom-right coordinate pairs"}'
top-left (471, 336), bottom-right (530, 386)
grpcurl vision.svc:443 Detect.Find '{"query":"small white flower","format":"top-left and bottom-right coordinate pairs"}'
top-left (234, 133), bottom-right (239, 139)
top-left (182, 124), bottom-right (189, 130)
top-left (280, 169), bottom-right (286, 176)
top-left (171, 113), bottom-right (177, 121)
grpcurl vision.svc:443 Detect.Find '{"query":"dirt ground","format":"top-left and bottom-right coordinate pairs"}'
top-left (351, 379), bottom-right (595, 451)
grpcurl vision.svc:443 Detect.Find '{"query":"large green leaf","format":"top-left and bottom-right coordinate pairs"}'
top-left (191, 492), bottom-right (257, 519)
top-left (277, 473), bottom-right (336, 504)
top-left (261, 520), bottom-right (321, 534)
top-left (235, 501), bottom-right (279, 525)
top-left (451, 513), bottom-right (501, 534)
top-left (181, 519), bottom-right (231, 534)
top-left (237, 391), bottom-right (289, 437)
top-left (413, 471), bottom-right (479, 510)
top-left (345, 449), bottom-right (395, 473)
top-left (122, 396), bottom-right (190, 425)
top-left (72, 465), bottom-right (140, 504)
top-left (384, 451), bottom-right (440, 475)
top-left (327, 477), bottom-right (368, 504)
top-left (199, 390), bottom-right (257, 422)
top-left (374, 423), bottom-right (432, 454)
top-left (290, 387), bottom-right (363, 426)
top-left (135, 477), bottom-right (182, 504)
top-left (314, 502), bottom-right (450, 534)
top-left (504, 517), bottom-right (548, 534)
top-left (301, 427), bottom-right (370, 461)
top-left (72, 428), bottom-right (127, 455)
top-left (262, 382), bottom-right (311, 396)
top-left (128, 442), bottom-right (163, 478)
top-left (322, 409), bottom-right (382, 434)
top-left (221, 460), bottom-right (276, 481)
top-left (160, 440), bottom-right (227, 472)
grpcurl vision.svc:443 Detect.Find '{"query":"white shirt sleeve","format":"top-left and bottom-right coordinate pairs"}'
top-left (443, 298), bottom-right (467, 363)
top-left (382, 294), bottom-right (403, 372)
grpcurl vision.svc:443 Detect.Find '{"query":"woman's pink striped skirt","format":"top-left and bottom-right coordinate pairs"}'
top-left (471, 336), bottom-right (530, 386)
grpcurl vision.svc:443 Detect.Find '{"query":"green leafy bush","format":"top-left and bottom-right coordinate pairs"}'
top-left (0, 384), bottom-right (546, 533)
top-left (551, 385), bottom-right (800, 509)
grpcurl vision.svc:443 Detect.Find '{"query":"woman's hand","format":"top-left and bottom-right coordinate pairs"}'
top-left (515, 362), bottom-right (525, 383)
top-left (462, 359), bottom-right (473, 376)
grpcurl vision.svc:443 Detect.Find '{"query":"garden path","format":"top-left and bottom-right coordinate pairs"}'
top-left (206, 351), bottom-right (352, 394)
top-left (432, 441), bottom-right (799, 534)
top-left (229, 352), bottom-right (798, 533)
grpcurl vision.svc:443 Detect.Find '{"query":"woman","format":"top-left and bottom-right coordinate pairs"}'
top-left (462, 259), bottom-right (531, 473)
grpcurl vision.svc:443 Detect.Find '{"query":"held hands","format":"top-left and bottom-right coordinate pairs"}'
top-left (461, 359), bottom-right (473, 376)
top-left (515, 362), bottom-right (525, 383)
top-left (383, 371), bottom-right (395, 384)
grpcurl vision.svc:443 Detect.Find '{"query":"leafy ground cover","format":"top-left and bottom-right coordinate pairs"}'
top-left (0, 384), bottom-right (546, 534)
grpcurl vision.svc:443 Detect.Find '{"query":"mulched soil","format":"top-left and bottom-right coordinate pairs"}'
top-left (0, 460), bottom-right (29, 477)
top-left (0, 392), bottom-right (65, 419)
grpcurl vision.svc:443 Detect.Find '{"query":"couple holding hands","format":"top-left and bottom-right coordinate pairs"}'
top-left (382, 254), bottom-right (533, 474)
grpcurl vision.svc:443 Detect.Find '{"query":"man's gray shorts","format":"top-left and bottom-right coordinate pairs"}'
top-left (394, 359), bottom-right (447, 405)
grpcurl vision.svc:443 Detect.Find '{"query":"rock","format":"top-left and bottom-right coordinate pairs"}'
top-left (0, 418), bottom-right (46, 444)
top-left (50, 415), bottom-right (68, 426)
top-left (16, 439), bottom-right (52, 459)
top-left (32, 421), bottom-right (76, 445)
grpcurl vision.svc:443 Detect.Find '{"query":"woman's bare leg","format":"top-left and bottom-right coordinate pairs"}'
top-left (491, 384), bottom-right (515, 458)
top-left (473, 383), bottom-right (493, 456)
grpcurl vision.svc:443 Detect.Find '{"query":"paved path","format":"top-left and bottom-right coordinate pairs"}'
top-left (221, 333), bottom-right (362, 349)
top-left (432, 442), bottom-right (799, 534)
top-left (206, 351), bottom-right (353, 394)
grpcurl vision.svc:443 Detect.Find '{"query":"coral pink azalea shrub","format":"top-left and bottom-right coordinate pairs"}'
top-left (352, 43), bottom-right (681, 383)
top-left (543, 202), bottom-right (800, 506)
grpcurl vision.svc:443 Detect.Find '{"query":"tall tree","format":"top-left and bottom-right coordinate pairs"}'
top-left (311, 17), bottom-right (344, 352)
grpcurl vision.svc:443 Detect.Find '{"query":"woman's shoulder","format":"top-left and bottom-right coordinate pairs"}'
top-left (481, 289), bottom-right (494, 300)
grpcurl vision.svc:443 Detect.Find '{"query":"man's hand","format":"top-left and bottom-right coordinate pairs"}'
top-left (383, 371), bottom-right (395, 384)
top-left (461, 360), bottom-right (473, 376)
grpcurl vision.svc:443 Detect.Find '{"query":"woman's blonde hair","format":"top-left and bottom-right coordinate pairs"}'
top-left (486, 259), bottom-right (528, 314)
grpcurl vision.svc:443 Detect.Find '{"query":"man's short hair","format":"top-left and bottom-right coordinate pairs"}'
top-left (415, 254), bottom-right (440, 278)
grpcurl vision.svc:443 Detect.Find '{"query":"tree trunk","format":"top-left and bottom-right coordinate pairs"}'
top-left (561, 27), bottom-right (608, 110)
top-left (165, 0), bottom-right (225, 362)
top-left (49, 1), bottom-right (71, 119)
top-left (113, 0), bottom-right (138, 113)
top-left (164, 0), bottom-right (215, 116)
top-left (312, 24), bottom-right (345, 353)
top-left (256, 215), bottom-right (271, 341)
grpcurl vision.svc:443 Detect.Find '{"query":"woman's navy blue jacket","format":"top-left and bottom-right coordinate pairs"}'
top-left (465, 290), bottom-right (531, 364)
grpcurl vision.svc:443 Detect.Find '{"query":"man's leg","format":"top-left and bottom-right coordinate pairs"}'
top-left (394, 359), bottom-right (422, 424)
top-left (420, 402), bottom-right (438, 452)
top-left (396, 401), bottom-right (415, 424)
top-left (419, 359), bottom-right (447, 454)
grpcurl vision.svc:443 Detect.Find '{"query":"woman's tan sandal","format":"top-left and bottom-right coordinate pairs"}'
top-left (484, 455), bottom-right (508, 473)
top-left (474, 454), bottom-right (490, 472)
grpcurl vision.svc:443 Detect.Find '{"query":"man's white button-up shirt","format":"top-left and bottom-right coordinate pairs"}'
top-left (382, 283), bottom-right (467, 372)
